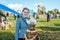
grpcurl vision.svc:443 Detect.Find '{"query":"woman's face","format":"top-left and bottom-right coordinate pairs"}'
top-left (22, 9), bottom-right (29, 17)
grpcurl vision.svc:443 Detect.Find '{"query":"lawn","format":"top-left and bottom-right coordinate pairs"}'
top-left (0, 16), bottom-right (60, 40)
top-left (36, 18), bottom-right (60, 31)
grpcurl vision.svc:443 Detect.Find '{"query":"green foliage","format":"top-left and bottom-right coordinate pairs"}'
top-left (48, 10), bottom-right (54, 14)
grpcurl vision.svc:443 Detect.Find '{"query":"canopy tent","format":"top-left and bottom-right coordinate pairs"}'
top-left (0, 4), bottom-right (22, 17)
top-left (0, 4), bottom-right (38, 17)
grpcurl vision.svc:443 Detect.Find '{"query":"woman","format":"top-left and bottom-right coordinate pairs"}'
top-left (15, 8), bottom-right (30, 40)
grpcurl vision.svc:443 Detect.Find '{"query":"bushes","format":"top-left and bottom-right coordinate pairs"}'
top-left (38, 31), bottom-right (60, 40)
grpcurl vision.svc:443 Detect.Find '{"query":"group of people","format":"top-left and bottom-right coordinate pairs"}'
top-left (0, 11), bottom-right (11, 30)
top-left (15, 8), bottom-right (39, 40)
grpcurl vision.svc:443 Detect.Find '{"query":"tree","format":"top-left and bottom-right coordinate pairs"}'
top-left (54, 9), bottom-right (59, 14)
top-left (38, 4), bottom-right (46, 14)
top-left (48, 10), bottom-right (54, 14)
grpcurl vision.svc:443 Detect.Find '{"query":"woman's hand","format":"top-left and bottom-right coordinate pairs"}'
top-left (24, 34), bottom-right (28, 40)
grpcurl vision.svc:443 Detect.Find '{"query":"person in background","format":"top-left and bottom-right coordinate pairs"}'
top-left (36, 14), bottom-right (39, 19)
top-left (0, 15), bottom-right (5, 30)
top-left (6, 12), bottom-right (9, 21)
top-left (15, 8), bottom-right (30, 40)
top-left (14, 14), bottom-right (17, 20)
top-left (47, 12), bottom-right (51, 22)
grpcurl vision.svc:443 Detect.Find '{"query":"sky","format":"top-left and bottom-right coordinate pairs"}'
top-left (0, 0), bottom-right (60, 12)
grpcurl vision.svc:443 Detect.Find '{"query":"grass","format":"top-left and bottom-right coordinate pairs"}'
top-left (0, 16), bottom-right (60, 40)
top-left (0, 30), bottom-right (15, 40)
top-left (36, 18), bottom-right (60, 27)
